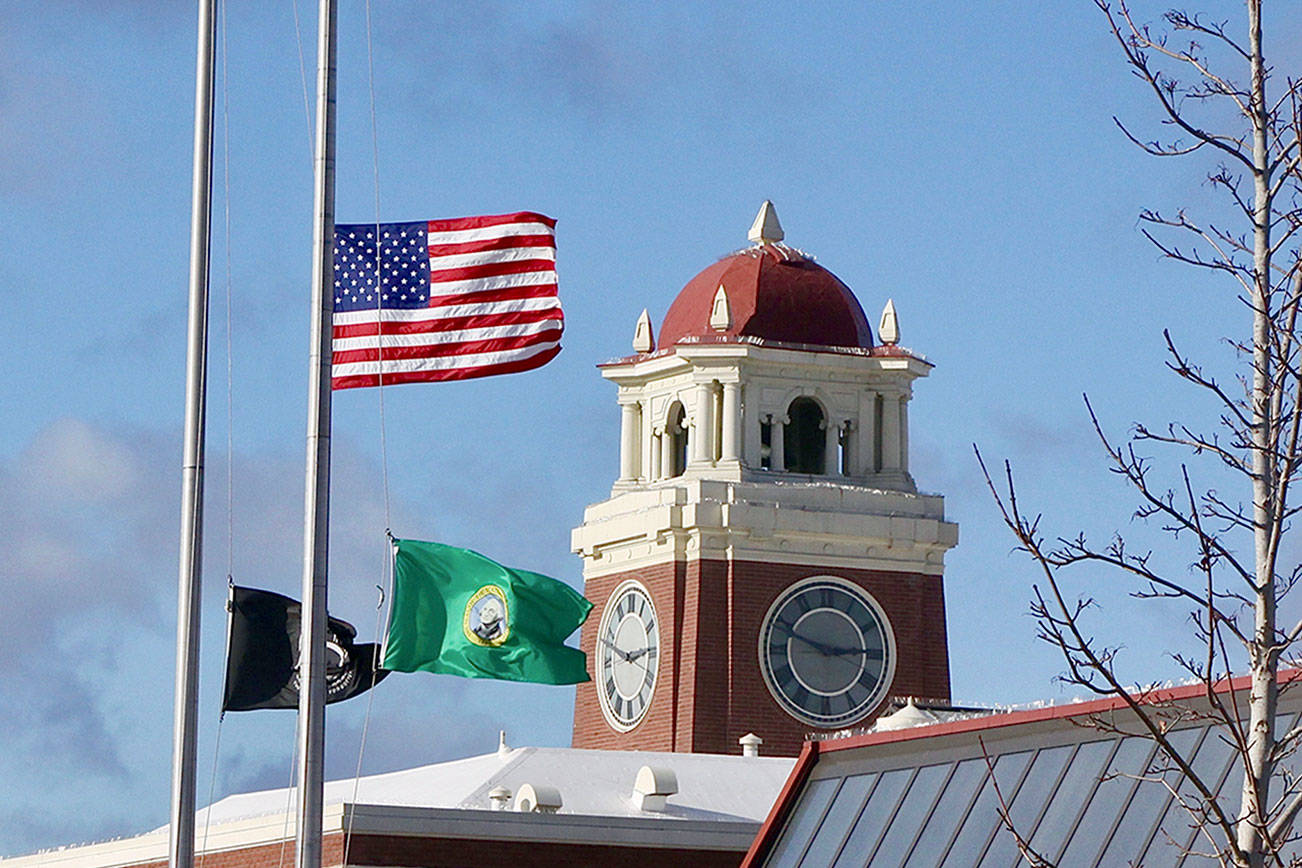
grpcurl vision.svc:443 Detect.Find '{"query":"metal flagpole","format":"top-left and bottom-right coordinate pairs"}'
top-left (295, 0), bottom-right (337, 864)
top-left (169, 0), bottom-right (217, 866)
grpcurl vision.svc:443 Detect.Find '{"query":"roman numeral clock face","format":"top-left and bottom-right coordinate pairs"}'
top-left (596, 580), bottom-right (659, 731)
top-left (759, 577), bottom-right (896, 728)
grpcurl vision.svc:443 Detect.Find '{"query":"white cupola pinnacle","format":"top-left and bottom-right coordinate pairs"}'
top-left (633, 309), bottom-right (655, 353)
top-left (748, 200), bottom-right (784, 245)
top-left (709, 285), bottom-right (732, 331)
top-left (879, 299), bottom-right (899, 345)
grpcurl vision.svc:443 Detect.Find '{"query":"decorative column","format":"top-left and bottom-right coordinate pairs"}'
top-left (824, 419), bottom-right (841, 475)
top-left (650, 428), bottom-right (663, 480)
top-left (619, 400), bottom-right (641, 482)
top-left (720, 382), bottom-right (741, 463)
top-left (770, 414), bottom-right (786, 471)
top-left (692, 381), bottom-right (715, 465)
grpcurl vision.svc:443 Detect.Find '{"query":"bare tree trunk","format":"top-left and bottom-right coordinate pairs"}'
top-left (1241, 2), bottom-right (1276, 862)
top-left (978, 2), bottom-right (1302, 864)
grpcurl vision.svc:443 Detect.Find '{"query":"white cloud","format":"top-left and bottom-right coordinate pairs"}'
top-left (0, 418), bottom-right (434, 855)
top-left (20, 418), bottom-right (142, 502)
top-left (0, 415), bottom-right (576, 858)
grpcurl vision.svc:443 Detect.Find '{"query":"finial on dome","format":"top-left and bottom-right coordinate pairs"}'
top-left (709, 285), bottom-right (732, 331)
top-left (633, 309), bottom-right (655, 353)
top-left (748, 200), bottom-right (784, 245)
top-left (878, 299), bottom-right (899, 345)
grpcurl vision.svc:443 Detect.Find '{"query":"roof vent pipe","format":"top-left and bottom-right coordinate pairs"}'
top-left (632, 765), bottom-right (678, 812)
top-left (488, 787), bottom-right (512, 811)
top-left (739, 732), bottom-right (763, 757)
top-left (874, 697), bottom-right (939, 732)
top-left (515, 783), bottom-right (563, 814)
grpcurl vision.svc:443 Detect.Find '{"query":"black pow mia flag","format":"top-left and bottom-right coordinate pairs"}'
top-left (222, 585), bottom-right (388, 712)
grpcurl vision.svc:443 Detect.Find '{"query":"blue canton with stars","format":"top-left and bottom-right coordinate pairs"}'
top-left (333, 222), bottom-right (430, 313)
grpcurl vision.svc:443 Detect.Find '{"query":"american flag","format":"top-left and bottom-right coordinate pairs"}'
top-left (331, 212), bottom-right (563, 390)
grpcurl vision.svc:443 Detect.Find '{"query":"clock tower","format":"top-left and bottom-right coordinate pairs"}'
top-left (571, 203), bottom-right (958, 757)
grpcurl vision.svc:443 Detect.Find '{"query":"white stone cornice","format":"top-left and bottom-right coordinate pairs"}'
top-left (573, 478), bottom-right (957, 579)
top-left (601, 342), bottom-right (933, 384)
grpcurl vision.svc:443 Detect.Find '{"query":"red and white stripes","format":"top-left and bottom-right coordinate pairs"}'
top-left (331, 212), bottom-right (562, 389)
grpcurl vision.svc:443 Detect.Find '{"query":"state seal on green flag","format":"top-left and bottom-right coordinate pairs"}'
top-left (382, 538), bottom-right (593, 685)
top-left (464, 585), bottom-right (510, 646)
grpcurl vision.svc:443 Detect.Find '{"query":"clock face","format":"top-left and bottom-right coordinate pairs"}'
top-left (596, 580), bottom-right (660, 731)
top-left (758, 577), bottom-right (896, 728)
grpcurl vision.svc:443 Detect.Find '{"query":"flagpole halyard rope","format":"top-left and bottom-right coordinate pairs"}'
top-left (289, 0), bottom-right (315, 159)
top-left (343, 632), bottom-right (384, 866)
top-left (276, 748), bottom-right (297, 868)
top-left (199, 7), bottom-right (234, 858)
top-left (345, 3), bottom-right (391, 864)
top-left (197, 712), bottom-right (225, 868)
top-left (363, 0), bottom-right (393, 531)
top-left (220, 0), bottom-right (234, 581)
top-left (200, 10), bottom-right (233, 864)
top-left (212, 6), bottom-right (320, 868)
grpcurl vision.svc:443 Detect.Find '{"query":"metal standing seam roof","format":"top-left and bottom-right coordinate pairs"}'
top-left (744, 676), bottom-right (1302, 868)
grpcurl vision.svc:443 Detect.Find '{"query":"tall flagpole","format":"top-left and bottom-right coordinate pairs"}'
top-left (296, 0), bottom-right (337, 864)
top-left (169, 1), bottom-right (217, 866)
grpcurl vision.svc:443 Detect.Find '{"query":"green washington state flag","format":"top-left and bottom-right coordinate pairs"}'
top-left (382, 538), bottom-right (593, 685)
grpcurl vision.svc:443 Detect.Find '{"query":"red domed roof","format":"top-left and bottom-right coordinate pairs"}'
top-left (657, 245), bottom-right (874, 350)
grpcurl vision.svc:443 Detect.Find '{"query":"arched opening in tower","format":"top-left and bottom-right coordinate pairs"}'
top-left (784, 397), bottom-right (827, 474)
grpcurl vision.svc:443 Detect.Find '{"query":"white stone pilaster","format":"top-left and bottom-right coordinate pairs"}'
top-left (661, 426), bottom-right (677, 477)
top-left (856, 392), bottom-right (875, 476)
top-left (639, 401), bottom-right (654, 482)
top-left (743, 395), bottom-right (762, 469)
top-left (881, 391), bottom-right (902, 472)
top-left (650, 430), bottom-right (663, 480)
top-left (824, 420), bottom-right (840, 475)
top-left (899, 395), bottom-right (909, 475)
top-left (842, 421), bottom-right (858, 478)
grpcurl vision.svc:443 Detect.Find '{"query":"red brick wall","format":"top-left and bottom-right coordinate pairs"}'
top-left (573, 557), bottom-right (950, 757)
top-left (572, 560), bottom-right (687, 752)
top-left (125, 833), bottom-right (740, 868)
top-left (128, 833), bottom-right (344, 868)
top-left (721, 559), bottom-right (950, 757)
top-left (347, 833), bottom-right (744, 868)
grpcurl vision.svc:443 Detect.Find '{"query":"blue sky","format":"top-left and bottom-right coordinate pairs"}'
top-left (2, 0), bottom-right (1299, 856)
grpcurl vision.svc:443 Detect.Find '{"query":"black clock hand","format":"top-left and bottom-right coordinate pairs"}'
top-left (612, 649), bottom-right (653, 678)
top-left (826, 645), bottom-right (884, 658)
top-left (599, 637), bottom-right (633, 662)
top-left (786, 630), bottom-right (838, 656)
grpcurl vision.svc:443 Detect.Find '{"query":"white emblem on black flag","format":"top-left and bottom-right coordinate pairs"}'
top-left (223, 585), bottom-right (388, 711)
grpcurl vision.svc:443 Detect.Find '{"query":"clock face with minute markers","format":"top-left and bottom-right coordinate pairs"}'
top-left (596, 580), bottom-right (660, 731)
top-left (758, 576), bottom-right (896, 728)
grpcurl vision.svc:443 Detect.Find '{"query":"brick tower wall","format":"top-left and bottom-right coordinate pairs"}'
top-left (572, 560), bottom-right (687, 752)
top-left (720, 559), bottom-right (949, 757)
top-left (573, 558), bottom-right (950, 757)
